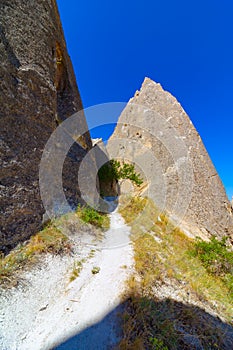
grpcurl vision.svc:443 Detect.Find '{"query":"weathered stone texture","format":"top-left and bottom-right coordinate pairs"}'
top-left (108, 78), bottom-right (233, 240)
top-left (0, 0), bottom-right (92, 253)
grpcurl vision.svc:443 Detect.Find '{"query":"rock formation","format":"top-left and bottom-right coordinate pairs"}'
top-left (0, 0), bottom-right (94, 253)
top-left (108, 78), bottom-right (233, 240)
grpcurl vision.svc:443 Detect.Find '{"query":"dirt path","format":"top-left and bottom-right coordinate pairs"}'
top-left (0, 211), bottom-right (134, 350)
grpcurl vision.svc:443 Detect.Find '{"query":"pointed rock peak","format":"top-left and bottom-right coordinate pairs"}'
top-left (131, 76), bottom-right (179, 111)
top-left (142, 76), bottom-right (155, 84)
top-left (133, 77), bottom-right (162, 99)
top-left (136, 77), bottom-right (165, 96)
top-left (142, 76), bottom-right (157, 84)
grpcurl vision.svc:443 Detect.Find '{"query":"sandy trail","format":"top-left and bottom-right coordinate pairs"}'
top-left (0, 211), bottom-right (134, 350)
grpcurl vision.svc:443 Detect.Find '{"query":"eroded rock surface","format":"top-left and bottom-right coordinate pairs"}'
top-left (108, 78), bottom-right (233, 240)
top-left (0, 0), bottom-right (94, 253)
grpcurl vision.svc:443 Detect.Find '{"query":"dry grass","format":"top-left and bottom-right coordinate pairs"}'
top-left (0, 224), bottom-right (71, 287)
top-left (118, 196), bottom-right (233, 349)
top-left (69, 259), bottom-right (85, 282)
top-left (0, 206), bottom-right (110, 288)
top-left (119, 196), bottom-right (150, 225)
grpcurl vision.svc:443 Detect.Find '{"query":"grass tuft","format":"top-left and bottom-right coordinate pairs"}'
top-left (69, 259), bottom-right (85, 282)
top-left (76, 205), bottom-right (110, 230)
top-left (92, 266), bottom-right (100, 274)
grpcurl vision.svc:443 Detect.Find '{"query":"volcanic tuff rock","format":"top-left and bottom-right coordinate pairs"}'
top-left (108, 78), bottom-right (233, 241)
top-left (0, 0), bottom-right (95, 253)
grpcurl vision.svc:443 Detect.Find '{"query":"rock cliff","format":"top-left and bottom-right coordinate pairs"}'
top-left (108, 78), bottom-right (233, 240)
top-left (0, 0), bottom-right (93, 253)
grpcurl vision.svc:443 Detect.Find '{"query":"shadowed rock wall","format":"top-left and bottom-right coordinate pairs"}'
top-left (0, 0), bottom-right (93, 253)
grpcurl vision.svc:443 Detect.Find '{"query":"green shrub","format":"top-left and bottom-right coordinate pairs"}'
top-left (76, 205), bottom-right (110, 229)
top-left (192, 236), bottom-right (233, 275)
top-left (98, 159), bottom-right (120, 182)
top-left (192, 236), bottom-right (233, 293)
top-left (118, 162), bottom-right (143, 186)
top-left (98, 160), bottom-right (143, 187)
top-left (149, 337), bottom-right (169, 350)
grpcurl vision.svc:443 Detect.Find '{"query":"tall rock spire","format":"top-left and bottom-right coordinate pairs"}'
top-left (108, 78), bottom-right (233, 240)
top-left (0, 0), bottom-right (93, 253)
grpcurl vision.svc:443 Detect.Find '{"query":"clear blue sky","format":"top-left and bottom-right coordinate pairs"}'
top-left (57, 0), bottom-right (233, 200)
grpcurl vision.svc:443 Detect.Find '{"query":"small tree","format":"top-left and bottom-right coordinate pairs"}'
top-left (98, 160), bottom-right (143, 187)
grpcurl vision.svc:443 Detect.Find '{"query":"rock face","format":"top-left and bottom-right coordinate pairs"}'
top-left (0, 0), bottom-right (93, 253)
top-left (108, 78), bottom-right (233, 240)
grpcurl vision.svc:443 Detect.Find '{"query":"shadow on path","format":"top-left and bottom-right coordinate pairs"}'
top-left (54, 296), bottom-right (233, 350)
top-left (54, 304), bottom-right (124, 350)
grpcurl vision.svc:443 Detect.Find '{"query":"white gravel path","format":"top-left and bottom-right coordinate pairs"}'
top-left (0, 211), bottom-right (134, 350)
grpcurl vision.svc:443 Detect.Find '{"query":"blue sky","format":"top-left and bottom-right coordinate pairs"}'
top-left (57, 0), bottom-right (233, 200)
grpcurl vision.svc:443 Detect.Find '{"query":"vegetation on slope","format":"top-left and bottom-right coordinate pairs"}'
top-left (0, 225), bottom-right (70, 287)
top-left (0, 207), bottom-right (110, 287)
top-left (118, 196), bottom-right (233, 349)
top-left (192, 236), bottom-right (233, 295)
